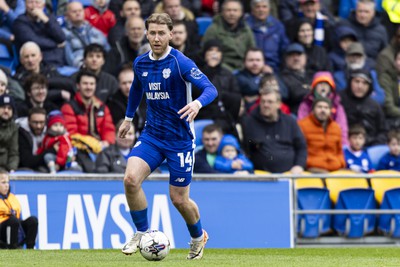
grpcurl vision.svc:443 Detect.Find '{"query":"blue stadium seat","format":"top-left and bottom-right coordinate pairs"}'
top-left (0, 43), bottom-right (17, 74)
top-left (193, 119), bottom-right (213, 147)
top-left (333, 188), bottom-right (376, 238)
top-left (367, 145), bottom-right (389, 170)
top-left (57, 170), bottom-right (84, 174)
top-left (79, 0), bottom-right (92, 7)
top-left (196, 17), bottom-right (213, 36)
top-left (378, 188), bottom-right (400, 237)
top-left (297, 188), bottom-right (332, 238)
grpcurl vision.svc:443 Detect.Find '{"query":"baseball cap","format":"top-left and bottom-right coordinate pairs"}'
top-left (285, 43), bottom-right (305, 55)
top-left (346, 42), bottom-right (365, 56)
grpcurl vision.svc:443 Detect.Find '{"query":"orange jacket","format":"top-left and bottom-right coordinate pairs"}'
top-left (0, 193), bottom-right (21, 223)
top-left (298, 114), bottom-right (345, 171)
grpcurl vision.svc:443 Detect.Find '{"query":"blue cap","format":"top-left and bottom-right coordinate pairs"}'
top-left (285, 43), bottom-right (305, 55)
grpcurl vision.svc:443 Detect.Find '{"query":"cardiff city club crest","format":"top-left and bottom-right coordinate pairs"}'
top-left (190, 68), bottom-right (203, 79)
top-left (162, 68), bottom-right (171, 79)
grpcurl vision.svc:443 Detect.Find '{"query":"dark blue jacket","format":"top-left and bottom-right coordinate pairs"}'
top-left (245, 14), bottom-right (289, 72)
top-left (328, 25), bottom-right (358, 71)
top-left (377, 152), bottom-right (400, 171)
top-left (194, 148), bottom-right (221, 174)
top-left (13, 13), bottom-right (66, 66)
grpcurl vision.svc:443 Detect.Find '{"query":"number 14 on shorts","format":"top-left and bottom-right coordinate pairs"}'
top-left (177, 152), bottom-right (193, 168)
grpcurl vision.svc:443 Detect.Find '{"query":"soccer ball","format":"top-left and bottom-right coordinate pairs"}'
top-left (139, 230), bottom-right (170, 261)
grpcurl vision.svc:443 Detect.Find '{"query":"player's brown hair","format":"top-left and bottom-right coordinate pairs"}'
top-left (145, 13), bottom-right (173, 31)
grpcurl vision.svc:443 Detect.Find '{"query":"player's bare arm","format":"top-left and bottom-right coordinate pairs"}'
top-left (178, 100), bottom-right (202, 122)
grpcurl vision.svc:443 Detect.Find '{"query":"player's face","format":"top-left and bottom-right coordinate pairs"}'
top-left (28, 113), bottom-right (46, 136)
top-left (349, 134), bottom-right (365, 152)
top-left (389, 138), bottom-right (400, 156)
top-left (0, 174), bottom-right (9, 196)
top-left (202, 131), bottom-right (222, 154)
top-left (77, 75), bottom-right (96, 100)
top-left (146, 23), bottom-right (173, 59)
top-left (28, 83), bottom-right (48, 104)
top-left (118, 69), bottom-right (134, 97)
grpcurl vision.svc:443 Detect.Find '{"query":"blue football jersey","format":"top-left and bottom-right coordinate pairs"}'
top-left (126, 47), bottom-right (217, 141)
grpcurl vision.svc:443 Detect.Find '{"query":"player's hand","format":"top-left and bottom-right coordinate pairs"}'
top-left (118, 120), bottom-right (132, 139)
top-left (178, 101), bottom-right (201, 123)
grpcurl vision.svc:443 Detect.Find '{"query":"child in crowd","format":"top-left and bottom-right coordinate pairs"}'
top-left (0, 69), bottom-right (8, 96)
top-left (214, 134), bottom-right (254, 174)
top-left (95, 120), bottom-right (135, 173)
top-left (343, 124), bottom-right (372, 173)
top-left (36, 111), bottom-right (81, 174)
top-left (377, 130), bottom-right (400, 171)
top-left (298, 71), bottom-right (349, 145)
top-left (0, 169), bottom-right (38, 249)
top-left (85, 0), bottom-right (116, 36)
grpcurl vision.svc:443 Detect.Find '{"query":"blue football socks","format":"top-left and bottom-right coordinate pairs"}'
top-left (130, 208), bottom-right (149, 232)
top-left (187, 219), bottom-right (203, 238)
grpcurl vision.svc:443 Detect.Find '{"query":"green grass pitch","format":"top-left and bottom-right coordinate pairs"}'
top-left (1, 248), bottom-right (400, 266)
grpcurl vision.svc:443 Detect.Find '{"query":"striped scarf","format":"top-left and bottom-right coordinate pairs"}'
top-left (298, 11), bottom-right (325, 47)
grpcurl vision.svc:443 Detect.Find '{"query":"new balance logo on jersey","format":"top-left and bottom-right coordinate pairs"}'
top-left (174, 178), bottom-right (186, 183)
top-left (142, 72), bottom-right (148, 77)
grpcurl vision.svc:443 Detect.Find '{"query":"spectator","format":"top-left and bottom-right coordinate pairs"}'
top-left (45, 0), bottom-right (67, 16)
top-left (243, 87), bottom-right (307, 174)
top-left (84, 0), bottom-right (116, 36)
top-left (62, 1), bottom-right (110, 68)
top-left (170, 21), bottom-right (200, 61)
top-left (328, 25), bottom-right (358, 72)
top-left (194, 39), bottom-right (241, 137)
top-left (376, 25), bottom-right (400, 78)
top-left (344, 124), bottom-right (373, 173)
top-left (293, 18), bottom-right (331, 72)
top-left (235, 48), bottom-right (268, 109)
top-left (16, 74), bottom-right (58, 118)
top-left (95, 120), bottom-right (135, 173)
top-left (284, 0), bottom-right (335, 50)
top-left (104, 16), bottom-right (149, 76)
top-left (110, 0), bottom-right (154, 19)
top-left (0, 0), bottom-right (25, 41)
top-left (36, 111), bottom-right (81, 173)
top-left (338, 0), bottom-right (383, 19)
top-left (298, 97), bottom-right (345, 173)
top-left (0, 67), bottom-right (25, 102)
top-left (0, 94), bottom-right (18, 172)
top-left (154, 0), bottom-right (200, 47)
top-left (202, 0), bottom-right (255, 71)
top-left (280, 43), bottom-right (314, 115)
top-left (345, 0), bottom-right (388, 62)
top-left (14, 41), bottom-right (75, 106)
top-left (13, 0), bottom-right (66, 66)
top-left (194, 123), bottom-right (223, 173)
top-left (106, 65), bottom-right (146, 136)
top-left (339, 68), bottom-right (387, 146)
top-left (61, 69), bottom-right (115, 149)
top-left (377, 130), bottom-right (400, 171)
top-left (245, 0), bottom-right (289, 73)
top-left (0, 68), bottom-right (7, 96)
top-left (279, 0), bottom-right (335, 23)
top-left (72, 43), bottom-right (119, 103)
top-left (0, 169), bottom-right (38, 249)
top-left (297, 71), bottom-right (349, 145)
top-left (16, 107), bottom-right (52, 172)
top-left (333, 42), bottom-right (385, 105)
top-left (108, 0), bottom-right (141, 46)
top-left (214, 134), bottom-right (253, 174)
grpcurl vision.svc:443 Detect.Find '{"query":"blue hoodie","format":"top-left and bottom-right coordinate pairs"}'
top-left (214, 134), bottom-right (254, 173)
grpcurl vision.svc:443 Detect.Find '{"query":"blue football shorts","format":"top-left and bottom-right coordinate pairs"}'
top-left (128, 133), bottom-right (195, 186)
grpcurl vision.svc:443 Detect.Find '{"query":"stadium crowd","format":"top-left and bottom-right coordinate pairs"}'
top-left (1, 0), bottom-right (400, 175)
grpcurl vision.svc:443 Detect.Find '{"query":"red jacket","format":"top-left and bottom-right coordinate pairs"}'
top-left (84, 6), bottom-right (116, 36)
top-left (61, 93), bottom-right (116, 144)
top-left (298, 114), bottom-right (345, 171)
top-left (37, 134), bottom-right (72, 167)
